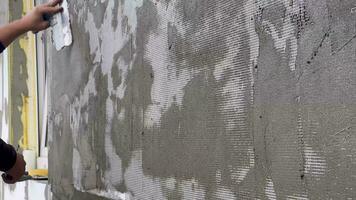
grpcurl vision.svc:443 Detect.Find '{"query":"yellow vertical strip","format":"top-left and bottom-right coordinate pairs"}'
top-left (21, 96), bottom-right (28, 149)
top-left (19, 0), bottom-right (38, 155)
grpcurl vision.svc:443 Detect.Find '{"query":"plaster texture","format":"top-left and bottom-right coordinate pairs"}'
top-left (48, 0), bottom-right (356, 199)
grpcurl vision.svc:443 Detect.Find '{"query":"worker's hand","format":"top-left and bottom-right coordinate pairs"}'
top-left (21, 0), bottom-right (63, 33)
top-left (2, 153), bottom-right (26, 184)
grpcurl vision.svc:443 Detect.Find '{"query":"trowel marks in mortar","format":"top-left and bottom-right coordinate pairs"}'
top-left (52, 0), bottom-right (72, 50)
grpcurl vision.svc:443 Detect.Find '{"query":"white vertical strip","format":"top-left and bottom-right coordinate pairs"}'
top-left (2, 49), bottom-right (9, 143)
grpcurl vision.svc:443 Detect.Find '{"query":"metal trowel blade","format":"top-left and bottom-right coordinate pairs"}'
top-left (51, 0), bottom-right (72, 51)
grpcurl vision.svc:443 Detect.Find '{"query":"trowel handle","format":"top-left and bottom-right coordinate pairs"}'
top-left (18, 173), bottom-right (33, 182)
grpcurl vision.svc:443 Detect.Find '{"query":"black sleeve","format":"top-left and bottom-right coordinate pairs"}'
top-left (0, 139), bottom-right (17, 172)
top-left (0, 42), bottom-right (5, 54)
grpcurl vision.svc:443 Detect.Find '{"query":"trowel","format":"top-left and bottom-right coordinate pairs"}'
top-left (49, 0), bottom-right (72, 50)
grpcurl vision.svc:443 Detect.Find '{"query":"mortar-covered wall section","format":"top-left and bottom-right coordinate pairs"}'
top-left (49, 0), bottom-right (356, 199)
top-left (8, 0), bottom-right (28, 149)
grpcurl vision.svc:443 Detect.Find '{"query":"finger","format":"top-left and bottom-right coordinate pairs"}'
top-left (46, 0), bottom-right (63, 7)
top-left (1, 174), bottom-right (7, 182)
top-left (40, 6), bottom-right (63, 16)
top-left (39, 21), bottom-right (51, 30)
top-left (2, 173), bottom-right (13, 181)
top-left (2, 174), bottom-right (15, 184)
top-left (2, 175), bottom-right (11, 184)
top-left (32, 21), bottom-right (51, 34)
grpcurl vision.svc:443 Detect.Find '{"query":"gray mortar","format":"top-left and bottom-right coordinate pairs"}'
top-left (142, 74), bottom-right (230, 199)
top-left (49, 0), bottom-right (356, 199)
top-left (111, 0), bottom-right (120, 30)
top-left (88, 0), bottom-right (109, 29)
top-left (8, 0), bottom-right (28, 152)
top-left (91, 67), bottom-right (109, 190)
top-left (254, 36), bottom-right (302, 198)
top-left (110, 0), bottom-right (158, 172)
top-left (140, 1), bottom-right (260, 198)
top-left (49, 1), bottom-right (111, 199)
top-left (111, 36), bottom-right (133, 90)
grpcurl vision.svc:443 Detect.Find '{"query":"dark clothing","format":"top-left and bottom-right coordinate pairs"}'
top-left (0, 42), bottom-right (15, 172)
top-left (0, 42), bottom-right (5, 53)
top-left (0, 139), bottom-right (16, 172)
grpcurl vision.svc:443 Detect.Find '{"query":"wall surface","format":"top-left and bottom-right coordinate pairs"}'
top-left (7, 0), bottom-right (39, 154)
top-left (49, 0), bottom-right (356, 199)
top-left (8, 0), bottom-right (28, 150)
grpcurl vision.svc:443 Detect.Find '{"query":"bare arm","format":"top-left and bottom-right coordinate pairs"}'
top-left (0, 19), bottom-right (28, 47)
top-left (0, 0), bottom-right (63, 48)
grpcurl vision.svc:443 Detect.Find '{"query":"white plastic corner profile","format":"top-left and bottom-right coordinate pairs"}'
top-left (52, 0), bottom-right (72, 51)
